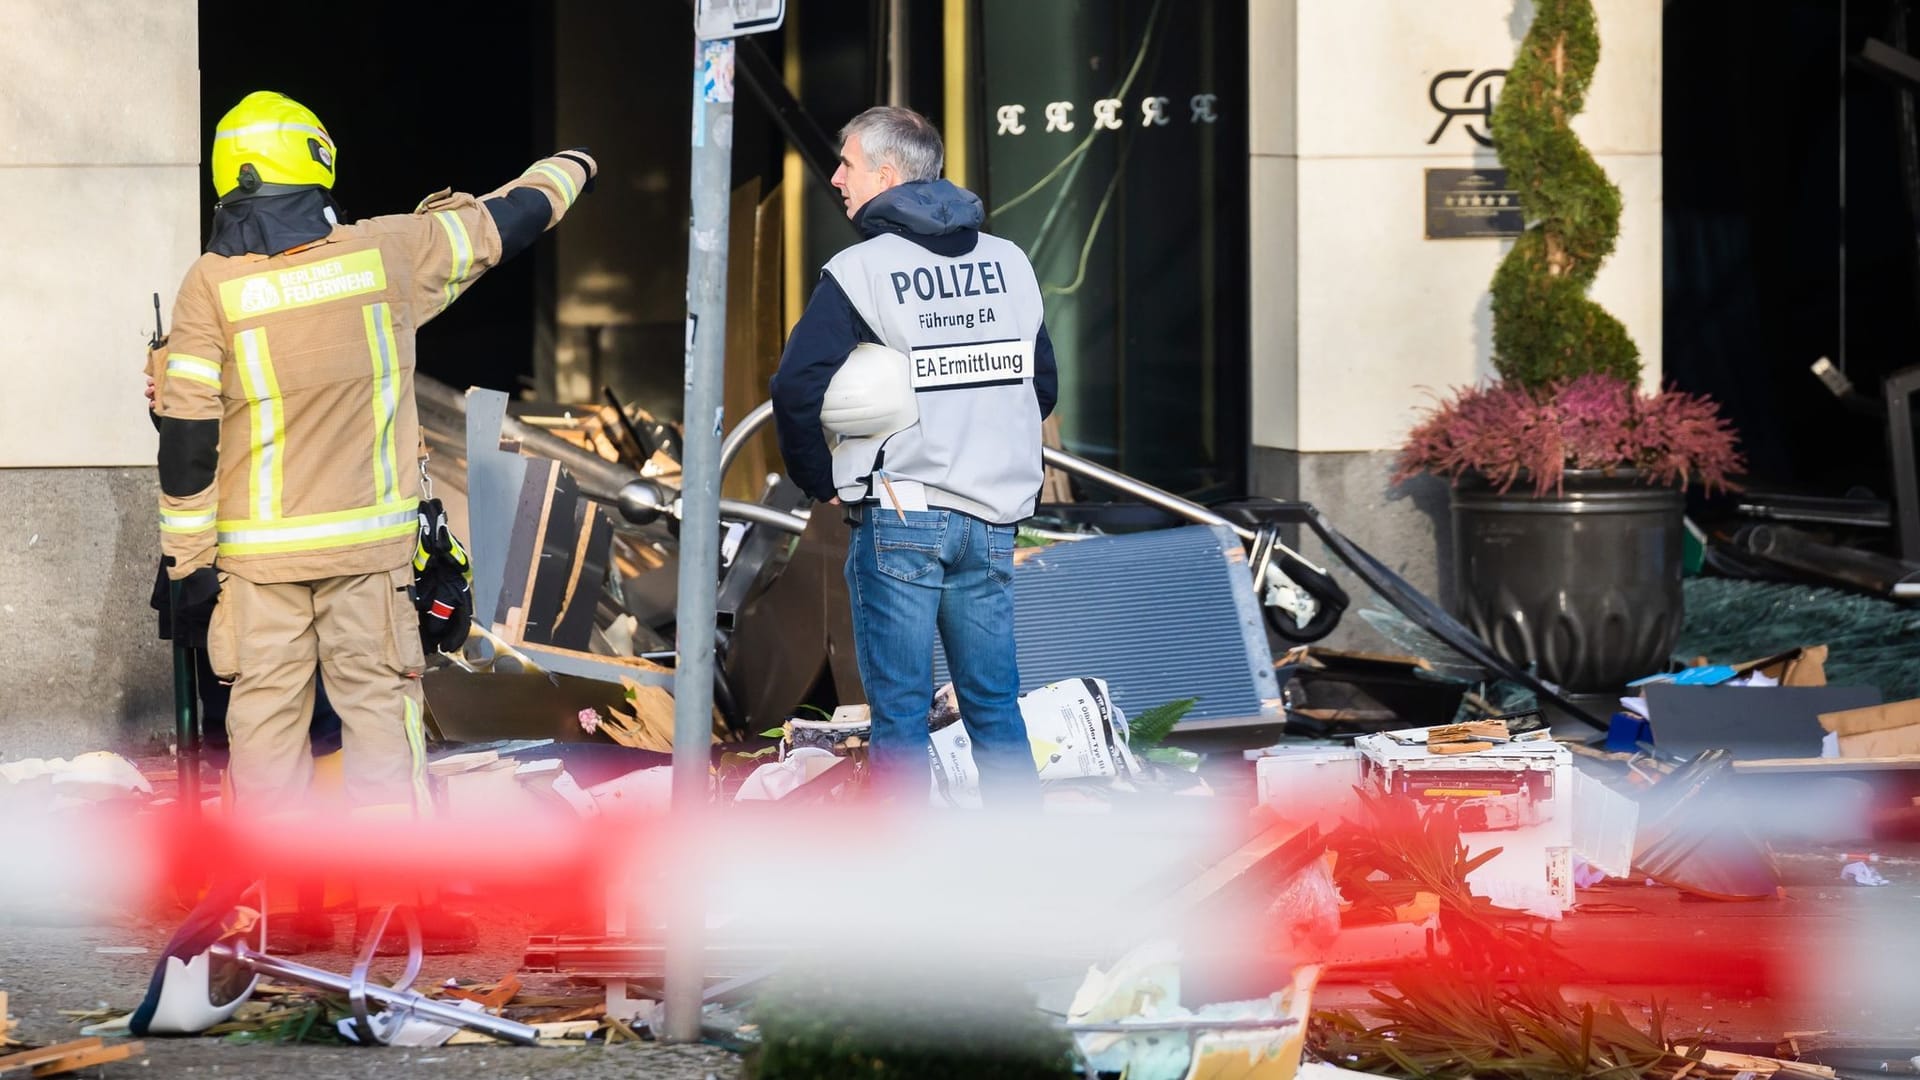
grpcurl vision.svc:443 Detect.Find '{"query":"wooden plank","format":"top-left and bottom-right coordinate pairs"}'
top-left (444, 1019), bottom-right (598, 1046)
top-left (1733, 755), bottom-right (1920, 773)
top-left (1040, 414), bottom-right (1074, 504)
top-left (30, 1041), bottom-right (142, 1077)
top-left (491, 457), bottom-right (557, 642)
top-left (551, 498), bottom-right (599, 636)
top-left (0, 1040), bottom-right (101, 1074)
top-left (444, 972), bottom-right (522, 1011)
top-left (521, 472), bottom-right (579, 644)
top-left (1163, 821), bottom-right (1318, 917)
top-left (1674, 1046), bottom-right (1835, 1079)
top-left (1279, 646), bottom-right (1433, 673)
top-left (514, 640), bottom-right (674, 679)
top-left (548, 499), bottom-right (612, 649)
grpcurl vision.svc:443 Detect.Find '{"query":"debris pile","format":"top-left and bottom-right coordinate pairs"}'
top-left (10, 387), bottom-right (1920, 1078)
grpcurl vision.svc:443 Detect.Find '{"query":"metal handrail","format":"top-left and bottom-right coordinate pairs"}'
top-left (719, 400), bottom-right (777, 485)
top-left (717, 397), bottom-right (1257, 543)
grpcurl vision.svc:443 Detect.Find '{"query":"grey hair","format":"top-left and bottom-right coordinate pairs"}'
top-left (839, 106), bottom-right (944, 182)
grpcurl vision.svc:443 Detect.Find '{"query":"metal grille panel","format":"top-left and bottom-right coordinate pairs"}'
top-left (933, 525), bottom-right (1279, 728)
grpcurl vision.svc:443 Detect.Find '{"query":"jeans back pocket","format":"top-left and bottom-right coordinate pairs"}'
top-left (871, 512), bottom-right (946, 584)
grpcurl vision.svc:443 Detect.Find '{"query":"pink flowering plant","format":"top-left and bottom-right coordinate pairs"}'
top-left (1393, 374), bottom-right (1743, 497)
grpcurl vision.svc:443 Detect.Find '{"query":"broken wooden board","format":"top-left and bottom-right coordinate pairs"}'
top-left (444, 972), bottom-right (522, 1011)
top-left (27, 1041), bottom-right (143, 1078)
top-left (0, 1038), bottom-right (145, 1078)
top-left (445, 1019), bottom-right (598, 1046)
top-left (490, 458), bottom-right (614, 653)
top-left (1278, 645), bottom-right (1435, 673)
top-left (1430, 740), bottom-right (1496, 755)
top-left (522, 467), bottom-right (614, 651)
top-left (1162, 820), bottom-right (1321, 919)
top-left (1672, 1045), bottom-right (1837, 1079)
top-left (1733, 755), bottom-right (1920, 773)
top-left (1428, 719), bottom-right (1508, 744)
top-left (598, 678), bottom-right (723, 752)
top-left (0, 1039), bottom-right (101, 1076)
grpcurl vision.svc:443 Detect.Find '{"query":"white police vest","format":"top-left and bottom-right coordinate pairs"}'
top-left (823, 231), bottom-right (1047, 525)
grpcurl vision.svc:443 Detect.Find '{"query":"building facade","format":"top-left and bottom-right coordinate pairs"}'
top-left (0, 0), bottom-right (1662, 751)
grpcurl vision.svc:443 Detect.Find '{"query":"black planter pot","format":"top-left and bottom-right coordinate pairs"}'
top-left (1451, 469), bottom-right (1684, 694)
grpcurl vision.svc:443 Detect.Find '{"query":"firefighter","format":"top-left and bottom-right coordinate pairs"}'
top-left (149, 90), bottom-right (597, 819)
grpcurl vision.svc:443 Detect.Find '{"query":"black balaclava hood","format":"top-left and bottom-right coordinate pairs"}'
top-left (206, 187), bottom-right (346, 257)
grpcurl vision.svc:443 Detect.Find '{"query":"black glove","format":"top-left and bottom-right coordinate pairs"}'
top-left (170, 566), bottom-right (222, 651)
top-left (555, 148), bottom-right (597, 195)
top-left (411, 498), bottom-right (474, 656)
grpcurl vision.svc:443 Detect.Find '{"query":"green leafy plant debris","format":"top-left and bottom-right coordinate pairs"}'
top-left (1127, 697), bottom-right (1196, 750)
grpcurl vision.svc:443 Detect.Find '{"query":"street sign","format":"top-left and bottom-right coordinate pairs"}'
top-left (695, 0), bottom-right (785, 40)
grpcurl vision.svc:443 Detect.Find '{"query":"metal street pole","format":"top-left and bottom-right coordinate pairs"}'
top-left (664, 34), bottom-right (736, 1044)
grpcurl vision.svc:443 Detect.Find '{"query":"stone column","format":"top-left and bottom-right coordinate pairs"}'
top-left (1248, 0), bottom-right (1661, 633)
top-left (0, 2), bottom-right (201, 752)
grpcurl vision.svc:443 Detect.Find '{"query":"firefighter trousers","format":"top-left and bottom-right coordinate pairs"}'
top-left (206, 566), bottom-right (429, 812)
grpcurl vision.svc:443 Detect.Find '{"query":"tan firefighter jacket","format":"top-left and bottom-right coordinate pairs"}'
top-left (152, 153), bottom-right (593, 584)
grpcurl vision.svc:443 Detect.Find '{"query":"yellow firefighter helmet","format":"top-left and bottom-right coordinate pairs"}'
top-left (210, 91), bottom-right (336, 198)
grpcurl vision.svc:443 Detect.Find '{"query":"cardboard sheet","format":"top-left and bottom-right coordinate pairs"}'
top-left (1819, 698), bottom-right (1920, 758)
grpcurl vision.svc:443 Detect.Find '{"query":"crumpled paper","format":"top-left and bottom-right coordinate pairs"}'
top-left (0, 751), bottom-right (153, 806)
top-left (734, 747), bottom-right (841, 802)
top-left (1841, 860), bottom-right (1889, 887)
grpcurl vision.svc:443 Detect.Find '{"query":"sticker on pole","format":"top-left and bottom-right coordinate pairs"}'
top-left (696, 0), bottom-right (785, 40)
top-left (699, 40), bottom-right (735, 105)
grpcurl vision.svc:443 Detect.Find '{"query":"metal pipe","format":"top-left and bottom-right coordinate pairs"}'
top-left (1038, 446), bottom-right (1256, 544)
top-left (211, 943), bottom-right (542, 1045)
top-left (720, 498), bottom-right (809, 534)
top-left (885, 0), bottom-right (909, 105)
top-left (718, 400), bottom-right (776, 482)
top-left (168, 580), bottom-right (200, 819)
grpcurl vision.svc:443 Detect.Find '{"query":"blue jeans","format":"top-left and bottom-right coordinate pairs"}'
top-left (845, 508), bottom-right (1039, 807)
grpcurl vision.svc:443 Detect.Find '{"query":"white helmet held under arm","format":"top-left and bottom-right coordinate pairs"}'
top-left (820, 343), bottom-right (918, 439)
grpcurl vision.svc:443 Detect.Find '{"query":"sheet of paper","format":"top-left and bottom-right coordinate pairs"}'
top-left (874, 474), bottom-right (928, 511)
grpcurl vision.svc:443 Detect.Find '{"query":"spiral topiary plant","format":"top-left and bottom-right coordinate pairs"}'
top-left (1488, 0), bottom-right (1640, 389)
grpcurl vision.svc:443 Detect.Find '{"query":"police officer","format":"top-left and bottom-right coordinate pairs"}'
top-left (149, 90), bottom-right (597, 817)
top-left (770, 106), bottom-right (1058, 806)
